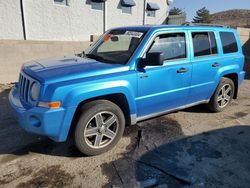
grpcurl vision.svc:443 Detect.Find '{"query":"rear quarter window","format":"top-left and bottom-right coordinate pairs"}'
top-left (220, 32), bottom-right (238, 54)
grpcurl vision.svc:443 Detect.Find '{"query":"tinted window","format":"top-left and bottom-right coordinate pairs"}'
top-left (192, 32), bottom-right (218, 57)
top-left (149, 33), bottom-right (186, 61)
top-left (209, 32), bottom-right (218, 54)
top-left (192, 32), bottom-right (211, 56)
top-left (220, 32), bottom-right (238, 54)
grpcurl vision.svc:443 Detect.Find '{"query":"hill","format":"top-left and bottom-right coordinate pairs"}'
top-left (211, 9), bottom-right (250, 27)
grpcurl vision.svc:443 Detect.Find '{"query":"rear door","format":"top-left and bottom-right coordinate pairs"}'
top-left (188, 30), bottom-right (221, 103)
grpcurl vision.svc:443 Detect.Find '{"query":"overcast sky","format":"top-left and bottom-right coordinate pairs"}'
top-left (170, 0), bottom-right (250, 21)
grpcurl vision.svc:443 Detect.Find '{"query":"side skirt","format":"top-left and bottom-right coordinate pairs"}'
top-left (131, 100), bottom-right (209, 125)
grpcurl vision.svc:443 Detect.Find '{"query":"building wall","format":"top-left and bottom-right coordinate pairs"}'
top-left (107, 0), bottom-right (143, 28)
top-left (0, 40), bottom-right (90, 83)
top-left (24, 0), bottom-right (104, 41)
top-left (145, 0), bottom-right (170, 25)
top-left (0, 0), bottom-right (170, 41)
top-left (0, 0), bottom-right (24, 40)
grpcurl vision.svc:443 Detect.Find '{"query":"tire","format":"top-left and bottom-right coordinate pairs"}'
top-left (74, 100), bottom-right (125, 156)
top-left (207, 77), bottom-right (235, 112)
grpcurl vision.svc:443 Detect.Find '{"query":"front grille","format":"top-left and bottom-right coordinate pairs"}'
top-left (19, 73), bottom-right (31, 102)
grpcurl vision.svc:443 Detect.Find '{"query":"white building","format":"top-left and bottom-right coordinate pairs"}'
top-left (0, 0), bottom-right (173, 41)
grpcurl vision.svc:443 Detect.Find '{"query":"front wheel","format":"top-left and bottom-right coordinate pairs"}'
top-left (207, 77), bottom-right (235, 112)
top-left (74, 100), bottom-right (125, 156)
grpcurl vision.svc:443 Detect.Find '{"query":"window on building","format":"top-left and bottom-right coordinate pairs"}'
top-left (220, 32), bottom-right (238, 54)
top-left (91, 2), bottom-right (104, 10)
top-left (192, 32), bottom-right (218, 57)
top-left (147, 10), bottom-right (156, 17)
top-left (54, 0), bottom-right (68, 6)
top-left (148, 33), bottom-right (186, 61)
top-left (122, 6), bottom-right (132, 14)
top-left (147, 2), bottom-right (159, 17)
top-left (120, 0), bottom-right (136, 14)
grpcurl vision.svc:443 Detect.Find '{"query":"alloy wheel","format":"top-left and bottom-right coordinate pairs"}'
top-left (217, 84), bottom-right (232, 108)
top-left (84, 111), bottom-right (118, 149)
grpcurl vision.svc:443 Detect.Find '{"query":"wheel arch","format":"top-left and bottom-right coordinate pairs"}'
top-left (68, 93), bottom-right (133, 140)
top-left (222, 73), bottom-right (238, 99)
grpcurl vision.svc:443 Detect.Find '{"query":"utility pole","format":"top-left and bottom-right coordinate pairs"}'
top-left (143, 0), bottom-right (146, 25)
top-left (20, 0), bottom-right (26, 40)
top-left (103, 1), bottom-right (107, 33)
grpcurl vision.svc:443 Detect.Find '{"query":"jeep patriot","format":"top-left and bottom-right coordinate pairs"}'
top-left (9, 25), bottom-right (245, 155)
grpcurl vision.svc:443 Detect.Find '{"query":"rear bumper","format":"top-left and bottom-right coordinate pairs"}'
top-left (8, 87), bottom-right (74, 142)
top-left (239, 71), bottom-right (245, 85)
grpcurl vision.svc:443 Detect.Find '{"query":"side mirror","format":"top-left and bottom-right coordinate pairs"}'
top-left (111, 36), bottom-right (119, 42)
top-left (141, 52), bottom-right (164, 67)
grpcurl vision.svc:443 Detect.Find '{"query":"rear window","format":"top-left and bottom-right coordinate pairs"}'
top-left (220, 32), bottom-right (238, 54)
top-left (192, 32), bottom-right (218, 57)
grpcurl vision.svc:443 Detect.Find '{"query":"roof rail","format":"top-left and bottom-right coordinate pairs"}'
top-left (182, 22), bottom-right (230, 28)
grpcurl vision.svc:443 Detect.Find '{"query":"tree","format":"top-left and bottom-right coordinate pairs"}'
top-left (169, 7), bottom-right (184, 16)
top-left (193, 7), bottom-right (211, 23)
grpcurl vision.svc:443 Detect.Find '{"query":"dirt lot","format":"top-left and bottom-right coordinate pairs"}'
top-left (0, 74), bottom-right (250, 187)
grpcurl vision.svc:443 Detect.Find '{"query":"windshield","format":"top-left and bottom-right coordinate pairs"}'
top-left (85, 29), bottom-right (147, 65)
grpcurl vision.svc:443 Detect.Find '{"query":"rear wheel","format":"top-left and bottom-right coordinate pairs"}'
top-left (207, 77), bottom-right (235, 112)
top-left (74, 100), bottom-right (125, 156)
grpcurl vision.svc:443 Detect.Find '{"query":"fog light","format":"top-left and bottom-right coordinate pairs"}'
top-left (30, 116), bottom-right (41, 127)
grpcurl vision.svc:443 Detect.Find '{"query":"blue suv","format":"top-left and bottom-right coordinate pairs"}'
top-left (9, 25), bottom-right (245, 155)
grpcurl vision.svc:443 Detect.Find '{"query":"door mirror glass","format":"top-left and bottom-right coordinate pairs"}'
top-left (142, 52), bottom-right (164, 67)
top-left (111, 36), bottom-right (119, 42)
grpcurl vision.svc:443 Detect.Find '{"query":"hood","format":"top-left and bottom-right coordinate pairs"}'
top-left (22, 55), bottom-right (128, 83)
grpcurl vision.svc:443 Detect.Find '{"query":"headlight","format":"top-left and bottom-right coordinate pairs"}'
top-left (30, 82), bottom-right (40, 101)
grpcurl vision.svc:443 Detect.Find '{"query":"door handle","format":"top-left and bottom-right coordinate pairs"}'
top-left (140, 75), bottom-right (149, 79)
top-left (177, 68), bottom-right (189, 73)
top-left (212, 63), bottom-right (221, 67)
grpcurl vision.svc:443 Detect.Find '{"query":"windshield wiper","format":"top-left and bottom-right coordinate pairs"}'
top-left (76, 51), bottom-right (86, 58)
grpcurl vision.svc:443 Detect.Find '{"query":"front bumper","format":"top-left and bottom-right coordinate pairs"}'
top-left (8, 87), bottom-right (70, 142)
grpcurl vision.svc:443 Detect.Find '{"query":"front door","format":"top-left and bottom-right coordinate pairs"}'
top-left (136, 31), bottom-right (192, 118)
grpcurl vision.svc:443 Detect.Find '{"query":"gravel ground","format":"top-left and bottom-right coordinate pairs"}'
top-left (0, 76), bottom-right (250, 188)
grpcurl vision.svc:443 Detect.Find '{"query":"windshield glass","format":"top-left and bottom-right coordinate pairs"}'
top-left (85, 29), bottom-right (147, 65)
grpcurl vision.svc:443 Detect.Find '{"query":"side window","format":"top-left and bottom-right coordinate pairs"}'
top-left (122, 6), bottom-right (132, 14)
top-left (54, 0), bottom-right (67, 5)
top-left (147, 10), bottom-right (156, 17)
top-left (192, 32), bottom-right (218, 57)
top-left (148, 33), bottom-right (186, 61)
top-left (220, 32), bottom-right (238, 54)
top-left (91, 2), bottom-right (103, 10)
